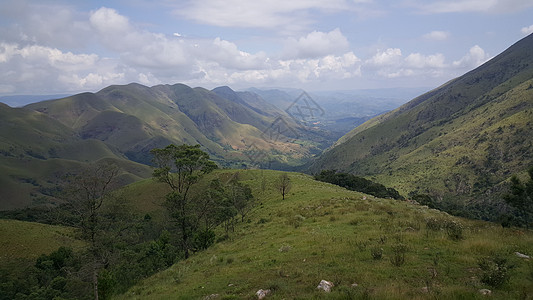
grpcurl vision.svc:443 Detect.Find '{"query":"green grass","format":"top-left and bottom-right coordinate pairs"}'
top-left (115, 169), bottom-right (533, 299)
top-left (0, 219), bottom-right (83, 266)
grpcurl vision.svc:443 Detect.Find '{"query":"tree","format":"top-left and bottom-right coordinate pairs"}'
top-left (150, 144), bottom-right (217, 258)
top-left (62, 162), bottom-right (120, 300)
top-left (278, 173), bottom-right (292, 200)
top-left (227, 174), bottom-right (254, 222)
top-left (504, 166), bottom-right (533, 228)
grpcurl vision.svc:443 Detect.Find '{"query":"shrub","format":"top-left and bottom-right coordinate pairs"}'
top-left (478, 256), bottom-right (511, 287)
top-left (444, 220), bottom-right (464, 241)
top-left (370, 246), bottom-right (383, 260)
top-left (390, 243), bottom-right (408, 267)
top-left (425, 217), bottom-right (464, 240)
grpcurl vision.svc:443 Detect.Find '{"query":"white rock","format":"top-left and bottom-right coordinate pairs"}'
top-left (317, 280), bottom-right (334, 292)
top-left (515, 252), bottom-right (530, 259)
top-left (256, 289), bottom-right (271, 299)
top-left (479, 289), bottom-right (492, 296)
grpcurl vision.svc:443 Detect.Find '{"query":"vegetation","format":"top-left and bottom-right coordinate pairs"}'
top-left (277, 173), bottom-right (292, 200)
top-left (314, 170), bottom-right (403, 200)
top-left (504, 166), bottom-right (533, 228)
top-left (114, 169), bottom-right (533, 299)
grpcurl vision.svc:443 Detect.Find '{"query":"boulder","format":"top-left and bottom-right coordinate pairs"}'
top-left (204, 294), bottom-right (219, 300)
top-left (256, 289), bottom-right (271, 299)
top-left (317, 280), bottom-right (334, 292)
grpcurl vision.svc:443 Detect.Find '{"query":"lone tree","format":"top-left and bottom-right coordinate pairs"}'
top-left (151, 144), bottom-right (217, 258)
top-left (227, 173), bottom-right (255, 222)
top-left (278, 173), bottom-right (292, 200)
top-left (504, 166), bottom-right (533, 228)
top-left (62, 162), bottom-right (120, 300)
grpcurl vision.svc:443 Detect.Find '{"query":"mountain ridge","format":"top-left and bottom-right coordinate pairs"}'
top-left (309, 33), bottom-right (533, 218)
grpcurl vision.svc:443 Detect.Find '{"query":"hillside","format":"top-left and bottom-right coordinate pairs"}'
top-left (309, 33), bottom-right (533, 215)
top-left (116, 169), bottom-right (533, 299)
top-left (0, 103), bottom-right (151, 210)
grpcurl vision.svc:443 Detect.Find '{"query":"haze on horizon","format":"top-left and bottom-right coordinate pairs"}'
top-left (1, 0), bottom-right (533, 96)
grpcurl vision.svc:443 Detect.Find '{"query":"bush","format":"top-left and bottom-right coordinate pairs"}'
top-left (445, 220), bottom-right (464, 241)
top-left (478, 256), bottom-right (511, 287)
top-left (370, 246), bottom-right (383, 260)
top-left (425, 217), bottom-right (464, 240)
top-left (390, 243), bottom-right (408, 267)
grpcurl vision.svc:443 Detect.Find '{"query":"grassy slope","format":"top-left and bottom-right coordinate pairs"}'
top-left (0, 103), bottom-right (152, 209)
top-left (0, 219), bottom-right (83, 266)
top-left (117, 170), bottom-right (533, 299)
top-left (309, 34), bottom-right (533, 201)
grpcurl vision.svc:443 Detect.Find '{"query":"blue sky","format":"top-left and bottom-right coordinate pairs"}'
top-left (1, 0), bottom-right (532, 96)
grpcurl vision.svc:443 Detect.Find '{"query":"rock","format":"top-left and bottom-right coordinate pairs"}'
top-left (256, 289), bottom-right (271, 299)
top-left (515, 252), bottom-right (530, 259)
top-left (421, 287), bottom-right (429, 293)
top-left (351, 283), bottom-right (358, 288)
top-left (204, 294), bottom-right (220, 300)
top-left (227, 283), bottom-right (234, 287)
top-left (479, 289), bottom-right (492, 296)
top-left (317, 280), bottom-right (334, 292)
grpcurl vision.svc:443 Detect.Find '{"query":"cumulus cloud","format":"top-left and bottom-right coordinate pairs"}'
top-left (423, 31), bottom-right (450, 40)
top-left (521, 24), bottom-right (533, 35)
top-left (0, 6), bottom-right (364, 94)
top-left (415, 0), bottom-right (533, 14)
top-left (364, 45), bottom-right (485, 79)
top-left (452, 45), bottom-right (490, 68)
top-left (282, 28), bottom-right (349, 59)
top-left (0, 42), bottom-right (123, 93)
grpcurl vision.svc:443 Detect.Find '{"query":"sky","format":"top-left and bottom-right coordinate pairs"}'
top-left (1, 0), bottom-right (532, 96)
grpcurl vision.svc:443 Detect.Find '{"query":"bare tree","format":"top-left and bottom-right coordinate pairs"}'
top-left (278, 173), bottom-right (292, 200)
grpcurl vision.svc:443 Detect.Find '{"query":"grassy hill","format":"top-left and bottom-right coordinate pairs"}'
top-left (0, 219), bottom-right (83, 266)
top-left (309, 34), bottom-right (533, 216)
top-left (0, 103), bottom-right (151, 210)
top-left (114, 169), bottom-right (533, 299)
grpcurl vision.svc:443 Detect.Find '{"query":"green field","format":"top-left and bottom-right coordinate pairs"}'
top-left (0, 219), bottom-right (83, 265)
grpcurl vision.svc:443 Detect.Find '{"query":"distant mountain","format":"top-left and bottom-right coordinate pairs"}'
top-left (26, 83), bottom-right (330, 168)
top-left (0, 94), bottom-right (70, 107)
top-left (310, 33), bottom-right (533, 217)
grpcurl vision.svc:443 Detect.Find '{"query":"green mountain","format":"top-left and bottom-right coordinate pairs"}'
top-left (309, 34), bottom-right (533, 216)
top-left (25, 83), bottom-right (330, 168)
top-left (0, 102), bottom-right (151, 210)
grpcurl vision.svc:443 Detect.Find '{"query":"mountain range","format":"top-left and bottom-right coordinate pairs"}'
top-left (1, 84), bottom-right (335, 209)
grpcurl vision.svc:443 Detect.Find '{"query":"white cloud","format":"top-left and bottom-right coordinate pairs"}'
top-left (521, 24), bottom-right (533, 35)
top-left (415, 0), bottom-right (533, 14)
top-left (405, 53), bottom-right (446, 68)
top-left (364, 46), bottom-right (484, 79)
top-left (282, 28), bottom-right (349, 59)
top-left (0, 42), bottom-right (125, 93)
top-left (452, 45), bottom-right (490, 68)
top-left (423, 31), bottom-right (450, 40)
top-left (172, 0), bottom-right (369, 32)
top-left (366, 48), bottom-right (403, 66)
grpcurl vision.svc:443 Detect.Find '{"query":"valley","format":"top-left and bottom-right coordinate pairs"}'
top-left (1, 23), bottom-right (533, 300)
